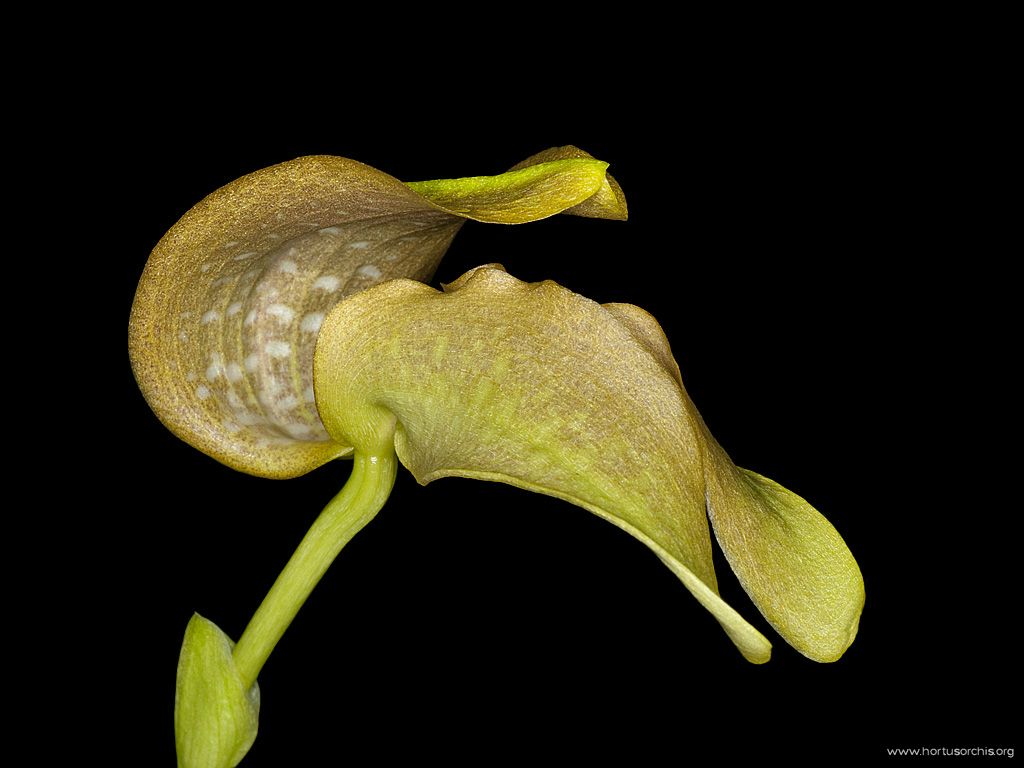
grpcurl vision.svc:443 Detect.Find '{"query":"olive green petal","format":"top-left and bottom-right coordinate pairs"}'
top-left (702, 440), bottom-right (865, 662)
top-left (314, 266), bottom-right (770, 663)
top-left (130, 150), bottom-right (625, 479)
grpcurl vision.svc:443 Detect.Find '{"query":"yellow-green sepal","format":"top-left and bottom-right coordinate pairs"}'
top-left (175, 614), bottom-right (260, 768)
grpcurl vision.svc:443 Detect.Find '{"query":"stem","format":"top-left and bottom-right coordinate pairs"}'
top-left (232, 451), bottom-right (397, 689)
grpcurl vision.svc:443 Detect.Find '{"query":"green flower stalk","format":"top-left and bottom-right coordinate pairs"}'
top-left (128, 148), bottom-right (862, 767)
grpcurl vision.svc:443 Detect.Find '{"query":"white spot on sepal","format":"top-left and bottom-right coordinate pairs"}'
top-left (196, 385), bottom-right (211, 400)
top-left (279, 395), bottom-right (299, 410)
top-left (255, 283), bottom-right (279, 297)
top-left (224, 421), bottom-right (242, 434)
top-left (223, 241), bottom-right (239, 249)
top-left (285, 422), bottom-right (317, 438)
top-left (267, 304), bottom-right (295, 323)
top-left (278, 259), bottom-right (298, 274)
top-left (303, 385), bottom-right (316, 403)
top-left (226, 363), bottom-right (243, 382)
top-left (178, 331), bottom-right (189, 342)
top-left (235, 412), bottom-right (268, 426)
top-left (244, 310), bottom-right (258, 326)
top-left (201, 310), bottom-right (220, 324)
top-left (319, 226), bottom-right (343, 236)
top-left (355, 264), bottom-right (382, 280)
top-left (233, 251), bottom-right (258, 261)
top-left (300, 312), bottom-right (324, 334)
top-left (265, 340), bottom-right (291, 359)
top-left (244, 353), bottom-right (259, 372)
top-left (347, 241), bottom-right (370, 250)
top-left (200, 263), bottom-right (212, 273)
top-left (313, 276), bottom-right (341, 292)
top-left (226, 302), bottom-right (243, 317)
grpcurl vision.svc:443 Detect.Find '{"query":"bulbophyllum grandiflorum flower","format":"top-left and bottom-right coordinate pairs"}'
top-left (129, 147), bottom-right (863, 768)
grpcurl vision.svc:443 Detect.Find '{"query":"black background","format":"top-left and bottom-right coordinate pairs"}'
top-left (101, 36), bottom-right (1014, 766)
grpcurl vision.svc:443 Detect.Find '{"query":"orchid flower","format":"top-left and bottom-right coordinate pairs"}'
top-left (128, 147), bottom-right (863, 768)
